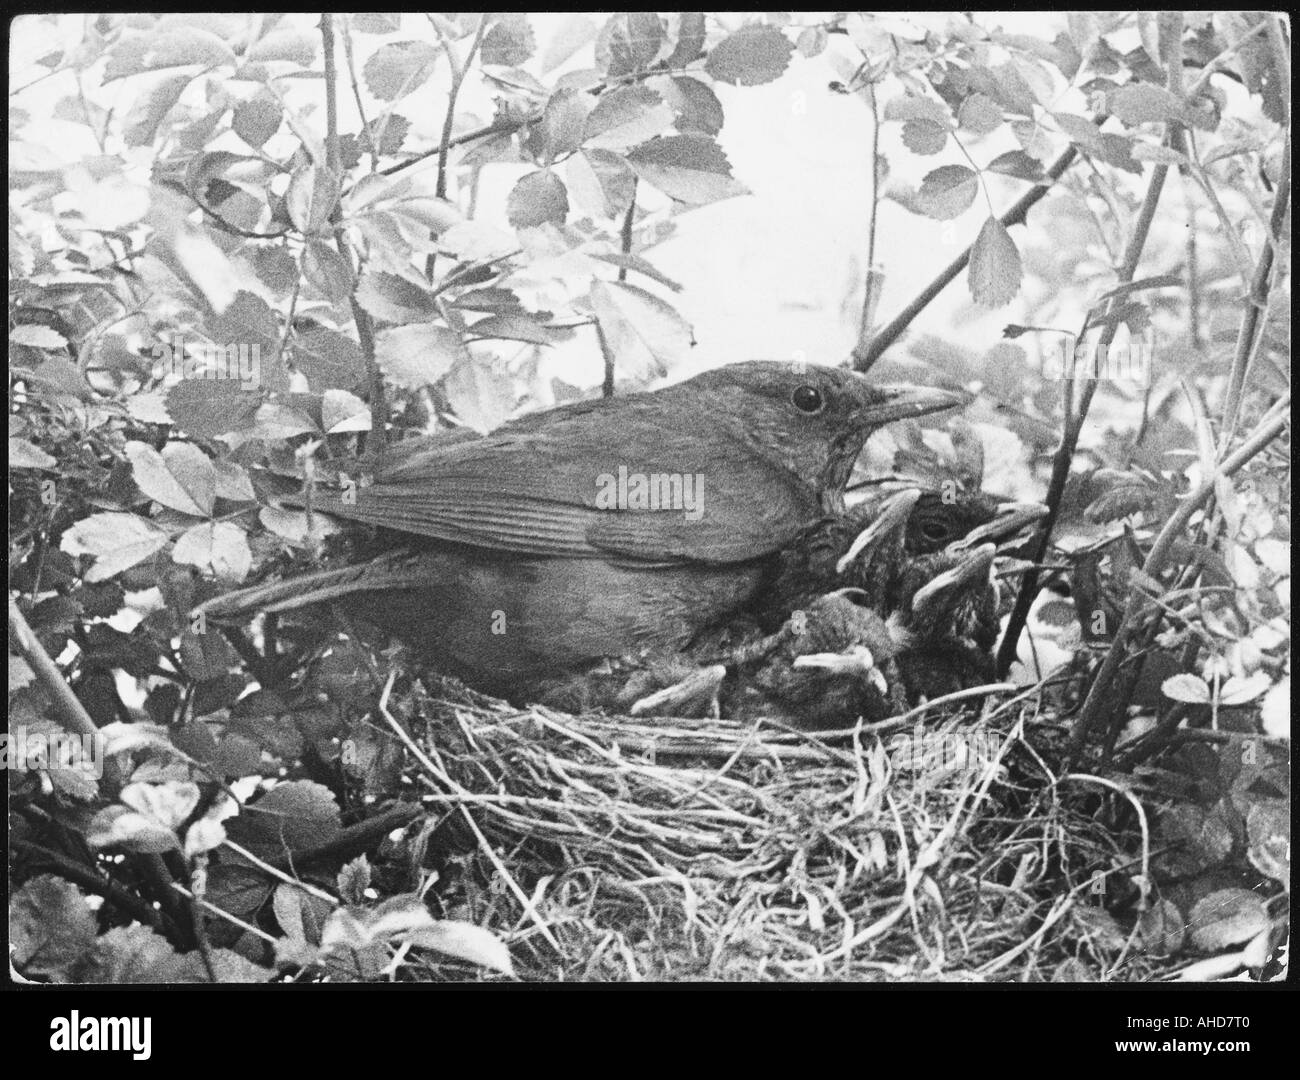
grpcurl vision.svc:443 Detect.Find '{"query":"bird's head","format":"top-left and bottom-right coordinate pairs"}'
top-left (691, 362), bottom-right (969, 510)
top-left (903, 542), bottom-right (1000, 649)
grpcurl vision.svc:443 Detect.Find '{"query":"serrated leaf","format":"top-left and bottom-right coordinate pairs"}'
top-left (166, 380), bottom-right (262, 439)
top-left (251, 401), bottom-right (318, 440)
top-left (481, 13), bottom-right (535, 67)
top-left (321, 389), bottom-right (371, 434)
top-left (901, 119), bottom-right (948, 155)
top-left (1137, 899), bottom-right (1185, 958)
top-left (363, 40), bottom-right (439, 102)
top-left (232, 90), bottom-right (282, 148)
top-left (1220, 672), bottom-right (1271, 707)
top-left (355, 272), bottom-right (439, 323)
top-left (375, 324), bottom-right (466, 390)
top-left (1108, 83), bottom-right (1186, 126)
top-left (1053, 111), bottom-right (1103, 148)
top-left (915, 165), bottom-right (979, 219)
top-left (533, 87), bottom-right (592, 165)
top-left (589, 279), bottom-right (691, 380)
top-left (1085, 476), bottom-right (1152, 522)
top-left (438, 220), bottom-right (519, 263)
top-left (958, 93), bottom-right (1003, 134)
top-left (337, 856), bottom-right (372, 906)
top-left (302, 239), bottom-right (353, 303)
top-left (124, 779), bottom-right (202, 830)
top-left (27, 357), bottom-right (92, 400)
top-left (105, 27), bottom-right (237, 81)
top-left (214, 460), bottom-right (256, 501)
top-left (352, 13), bottom-right (401, 34)
top-left (466, 314), bottom-right (559, 346)
top-left (11, 324), bottom-right (68, 349)
top-left (173, 522), bottom-right (251, 583)
top-left (1097, 133), bottom-right (1142, 174)
top-left (968, 216), bottom-right (1021, 307)
top-left (1188, 889), bottom-right (1270, 952)
top-left (986, 150), bottom-right (1046, 182)
top-left (227, 780), bottom-right (342, 856)
top-left (247, 27), bottom-right (316, 65)
top-left (259, 506), bottom-right (342, 547)
top-left (124, 441), bottom-right (213, 516)
top-left (1162, 673), bottom-right (1211, 704)
top-left (597, 13), bottom-right (664, 77)
top-left (386, 196), bottom-right (463, 237)
top-left (584, 85), bottom-right (674, 150)
top-left (539, 15), bottom-right (599, 74)
top-left (293, 327), bottom-right (366, 393)
top-left (87, 805), bottom-right (179, 853)
top-left (705, 24), bottom-right (794, 86)
top-left (565, 149), bottom-right (637, 219)
top-left (151, 213), bottom-right (243, 315)
top-left (451, 288), bottom-right (529, 316)
top-left (445, 355), bottom-right (515, 434)
top-left (988, 62), bottom-right (1037, 117)
top-left (507, 169), bottom-right (569, 228)
top-left (626, 134), bottom-right (746, 205)
top-left (1259, 679), bottom-right (1289, 739)
top-left (1010, 118), bottom-right (1053, 160)
top-left (591, 253), bottom-right (682, 292)
top-left (10, 876), bottom-right (98, 979)
top-left (883, 94), bottom-right (952, 126)
top-left (1130, 142), bottom-right (1188, 166)
top-left (287, 164), bottom-right (340, 236)
top-left (1246, 799), bottom-right (1289, 884)
top-left (668, 12), bottom-right (706, 66)
top-left (797, 26), bottom-right (828, 59)
top-left (10, 437), bottom-right (56, 469)
top-left (122, 73), bottom-right (194, 147)
top-left (660, 75), bottom-right (724, 136)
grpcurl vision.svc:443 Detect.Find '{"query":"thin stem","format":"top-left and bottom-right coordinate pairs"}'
top-left (996, 156), bottom-right (1173, 677)
top-left (321, 14), bottom-right (384, 449)
top-left (431, 13), bottom-right (488, 201)
top-left (339, 17), bottom-right (377, 173)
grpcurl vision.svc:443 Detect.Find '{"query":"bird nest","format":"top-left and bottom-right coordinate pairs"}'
top-left (376, 672), bottom-right (1181, 982)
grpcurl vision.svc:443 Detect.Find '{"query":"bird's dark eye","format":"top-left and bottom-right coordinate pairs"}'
top-left (921, 520), bottom-right (949, 542)
top-left (792, 385), bottom-right (824, 414)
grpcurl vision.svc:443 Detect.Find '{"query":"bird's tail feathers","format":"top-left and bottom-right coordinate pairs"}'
top-left (195, 552), bottom-right (429, 619)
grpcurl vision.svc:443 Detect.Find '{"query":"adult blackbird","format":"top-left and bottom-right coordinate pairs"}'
top-left (198, 362), bottom-right (966, 692)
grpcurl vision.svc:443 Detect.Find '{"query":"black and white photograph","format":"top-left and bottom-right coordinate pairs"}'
top-left (7, 9), bottom-right (1291, 1013)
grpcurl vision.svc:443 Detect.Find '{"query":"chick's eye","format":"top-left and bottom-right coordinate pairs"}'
top-left (792, 385), bottom-right (824, 414)
top-left (921, 520), bottom-right (949, 542)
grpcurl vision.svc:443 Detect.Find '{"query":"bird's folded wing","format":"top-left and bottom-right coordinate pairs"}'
top-left (296, 422), bottom-right (817, 565)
